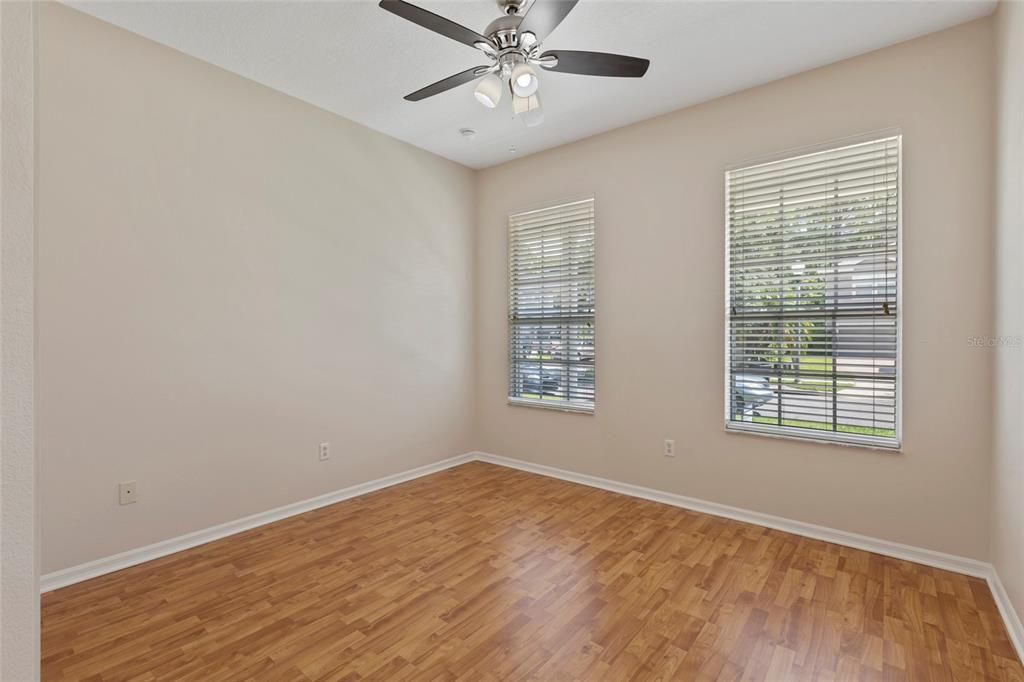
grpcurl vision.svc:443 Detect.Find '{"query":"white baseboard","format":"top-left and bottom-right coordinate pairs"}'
top-left (473, 451), bottom-right (1024, 663)
top-left (987, 567), bottom-right (1024, 664)
top-left (39, 449), bottom-right (1024, 664)
top-left (40, 453), bottom-right (476, 593)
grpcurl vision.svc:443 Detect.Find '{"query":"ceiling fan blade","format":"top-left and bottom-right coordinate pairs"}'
top-left (539, 50), bottom-right (650, 77)
top-left (517, 0), bottom-right (579, 40)
top-left (379, 0), bottom-right (495, 50)
top-left (404, 65), bottom-right (491, 101)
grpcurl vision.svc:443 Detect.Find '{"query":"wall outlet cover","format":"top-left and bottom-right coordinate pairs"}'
top-left (118, 481), bottom-right (138, 505)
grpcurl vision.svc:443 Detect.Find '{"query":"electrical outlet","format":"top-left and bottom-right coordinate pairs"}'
top-left (318, 442), bottom-right (330, 461)
top-left (664, 439), bottom-right (675, 457)
top-left (118, 481), bottom-right (138, 505)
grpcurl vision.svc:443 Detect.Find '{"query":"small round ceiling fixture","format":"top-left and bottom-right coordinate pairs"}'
top-left (459, 127), bottom-right (477, 139)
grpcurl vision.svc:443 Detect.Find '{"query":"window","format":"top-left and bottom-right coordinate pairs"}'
top-left (725, 135), bottom-right (901, 448)
top-left (508, 198), bottom-right (595, 412)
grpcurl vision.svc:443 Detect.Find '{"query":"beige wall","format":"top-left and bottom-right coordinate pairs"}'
top-left (476, 18), bottom-right (995, 560)
top-left (1, 1), bottom-right (39, 677)
top-left (38, 3), bottom-right (476, 573)
top-left (994, 0), bottom-right (1024, 625)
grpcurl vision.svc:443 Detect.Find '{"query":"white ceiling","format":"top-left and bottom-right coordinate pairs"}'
top-left (67, 0), bottom-right (995, 169)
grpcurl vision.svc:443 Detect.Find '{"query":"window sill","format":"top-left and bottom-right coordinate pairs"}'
top-left (507, 397), bottom-right (594, 414)
top-left (725, 421), bottom-right (901, 453)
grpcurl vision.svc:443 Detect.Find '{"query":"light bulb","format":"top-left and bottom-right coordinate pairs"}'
top-left (510, 63), bottom-right (539, 98)
top-left (473, 74), bottom-right (502, 108)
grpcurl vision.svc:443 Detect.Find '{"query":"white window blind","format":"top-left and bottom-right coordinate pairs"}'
top-left (726, 135), bottom-right (900, 448)
top-left (508, 198), bottom-right (595, 412)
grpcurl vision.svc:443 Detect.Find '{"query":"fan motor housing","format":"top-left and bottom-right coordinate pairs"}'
top-left (485, 14), bottom-right (523, 49)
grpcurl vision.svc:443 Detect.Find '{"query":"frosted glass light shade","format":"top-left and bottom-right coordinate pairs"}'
top-left (513, 93), bottom-right (543, 127)
top-left (510, 63), bottom-right (539, 97)
top-left (474, 75), bottom-right (503, 108)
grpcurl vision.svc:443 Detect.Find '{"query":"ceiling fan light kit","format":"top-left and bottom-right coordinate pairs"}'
top-left (510, 62), bottom-right (539, 97)
top-left (514, 93), bottom-right (544, 127)
top-left (474, 74), bottom-right (504, 108)
top-left (379, 0), bottom-right (650, 126)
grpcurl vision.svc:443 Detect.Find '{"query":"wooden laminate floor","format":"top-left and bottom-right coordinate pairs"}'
top-left (42, 462), bottom-right (1023, 681)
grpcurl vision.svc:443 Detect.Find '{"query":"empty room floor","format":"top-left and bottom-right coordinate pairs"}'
top-left (41, 462), bottom-right (1023, 681)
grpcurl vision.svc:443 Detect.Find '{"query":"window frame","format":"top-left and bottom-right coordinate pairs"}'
top-left (506, 195), bottom-right (597, 414)
top-left (722, 131), bottom-right (903, 451)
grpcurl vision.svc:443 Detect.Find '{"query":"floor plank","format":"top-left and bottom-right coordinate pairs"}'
top-left (41, 462), bottom-right (1024, 681)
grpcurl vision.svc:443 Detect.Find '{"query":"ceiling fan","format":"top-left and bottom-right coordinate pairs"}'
top-left (378, 0), bottom-right (650, 127)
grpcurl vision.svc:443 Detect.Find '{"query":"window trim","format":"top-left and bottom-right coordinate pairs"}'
top-left (507, 396), bottom-right (595, 414)
top-left (722, 130), bottom-right (903, 451)
top-left (506, 195), bottom-right (597, 414)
